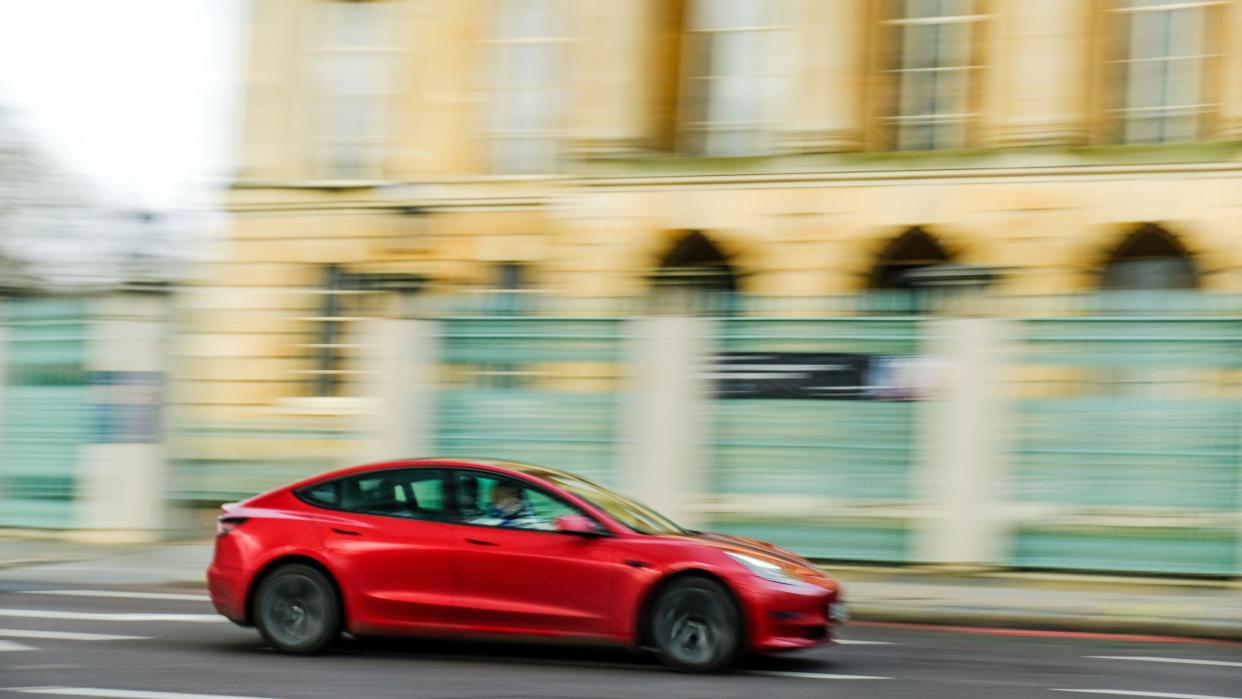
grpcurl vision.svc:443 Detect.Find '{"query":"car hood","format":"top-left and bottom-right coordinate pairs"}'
top-left (672, 530), bottom-right (837, 588)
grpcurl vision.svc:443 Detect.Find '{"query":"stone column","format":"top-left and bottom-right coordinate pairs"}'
top-left (620, 317), bottom-right (713, 528)
top-left (352, 317), bottom-right (439, 463)
top-left (567, 0), bottom-right (661, 156)
top-left (1217, 0), bottom-right (1242, 139)
top-left (913, 318), bottom-right (1013, 567)
top-left (75, 293), bottom-right (171, 543)
top-left (988, 0), bottom-right (1092, 146)
top-left (778, 0), bottom-right (866, 153)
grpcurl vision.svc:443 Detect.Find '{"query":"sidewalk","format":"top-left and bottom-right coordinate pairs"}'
top-left (2, 537), bottom-right (1239, 641)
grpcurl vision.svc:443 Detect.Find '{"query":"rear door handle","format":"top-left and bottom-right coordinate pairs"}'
top-left (331, 528), bottom-right (362, 536)
top-left (465, 538), bottom-right (498, 547)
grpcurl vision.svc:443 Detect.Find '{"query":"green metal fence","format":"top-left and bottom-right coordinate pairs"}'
top-left (167, 420), bottom-right (358, 505)
top-left (703, 317), bottom-right (924, 561)
top-left (433, 317), bottom-right (627, 487)
top-left (0, 298), bottom-right (92, 529)
top-left (1008, 316), bottom-right (1242, 575)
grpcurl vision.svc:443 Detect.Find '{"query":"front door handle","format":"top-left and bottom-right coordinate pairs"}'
top-left (331, 528), bottom-right (362, 536)
top-left (465, 537), bottom-right (498, 547)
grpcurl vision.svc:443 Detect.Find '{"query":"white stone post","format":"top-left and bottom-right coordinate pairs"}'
top-left (0, 301), bottom-right (7, 518)
top-left (352, 318), bottom-right (438, 463)
top-left (620, 317), bottom-right (713, 528)
top-left (75, 292), bottom-right (170, 543)
top-left (914, 318), bottom-right (1013, 567)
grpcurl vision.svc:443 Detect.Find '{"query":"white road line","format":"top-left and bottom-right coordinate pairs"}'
top-left (0, 629), bottom-right (150, 642)
top-left (0, 640), bottom-right (38, 652)
top-left (1089, 656), bottom-right (1242, 669)
top-left (1052, 690), bottom-right (1242, 699)
top-left (746, 670), bottom-right (892, 680)
top-left (835, 639), bottom-right (894, 645)
top-left (4, 689), bottom-right (281, 699)
top-left (0, 609), bottom-right (222, 623)
top-left (17, 590), bottom-right (211, 602)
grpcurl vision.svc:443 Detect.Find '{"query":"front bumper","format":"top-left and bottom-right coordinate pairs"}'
top-left (744, 580), bottom-right (843, 653)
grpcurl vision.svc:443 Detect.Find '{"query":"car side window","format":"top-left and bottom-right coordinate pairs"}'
top-left (454, 471), bottom-right (589, 533)
top-left (334, 469), bottom-right (448, 521)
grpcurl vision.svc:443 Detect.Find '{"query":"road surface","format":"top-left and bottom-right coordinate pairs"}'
top-left (1, 579), bottom-right (1239, 699)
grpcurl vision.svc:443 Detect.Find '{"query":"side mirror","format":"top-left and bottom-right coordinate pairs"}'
top-left (555, 514), bottom-right (604, 536)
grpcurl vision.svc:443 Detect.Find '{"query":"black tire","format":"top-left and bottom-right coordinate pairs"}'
top-left (649, 576), bottom-right (742, 672)
top-left (253, 563), bottom-right (342, 654)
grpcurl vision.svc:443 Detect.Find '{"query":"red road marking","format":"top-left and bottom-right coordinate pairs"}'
top-left (851, 621), bottom-right (1241, 646)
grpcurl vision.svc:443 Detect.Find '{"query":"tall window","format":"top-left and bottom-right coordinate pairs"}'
top-left (1113, 0), bottom-right (1217, 144)
top-left (486, 0), bottom-right (568, 174)
top-left (885, 0), bottom-right (983, 150)
top-left (313, 1), bottom-right (395, 179)
top-left (302, 265), bottom-right (385, 397)
top-left (683, 0), bottom-right (790, 156)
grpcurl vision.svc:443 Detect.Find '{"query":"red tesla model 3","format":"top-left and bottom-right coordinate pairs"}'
top-left (207, 458), bottom-right (845, 671)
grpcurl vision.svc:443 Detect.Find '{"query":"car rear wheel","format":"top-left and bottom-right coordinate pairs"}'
top-left (254, 563), bottom-right (341, 654)
top-left (650, 576), bottom-right (742, 672)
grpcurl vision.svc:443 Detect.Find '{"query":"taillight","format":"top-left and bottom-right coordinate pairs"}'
top-left (216, 516), bottom-right (247, 536)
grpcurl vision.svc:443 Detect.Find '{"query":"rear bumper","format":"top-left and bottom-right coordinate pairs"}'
top-left (742, 581), bottom-right (840, 653)
top-left (206, 560), bottom-right (250, 625)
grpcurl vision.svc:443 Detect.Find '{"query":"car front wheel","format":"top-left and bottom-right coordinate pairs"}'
top-left (253, 563), bottom-right (341, 654)
top-left (649, 576), bottom-right (742, 672)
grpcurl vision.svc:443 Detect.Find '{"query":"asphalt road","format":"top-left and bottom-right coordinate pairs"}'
top-left (0, 580), bottom-right (1239, 699)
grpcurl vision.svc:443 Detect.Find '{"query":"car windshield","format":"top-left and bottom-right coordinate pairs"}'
top-left (516, 467), bottom-right (687, 536)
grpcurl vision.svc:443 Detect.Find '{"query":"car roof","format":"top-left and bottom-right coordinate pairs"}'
top-left (277, 457), bottom-right (576, 493)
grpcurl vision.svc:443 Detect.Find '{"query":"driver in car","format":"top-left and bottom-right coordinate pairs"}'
top-left (471, 481), bottom-right (553, 530)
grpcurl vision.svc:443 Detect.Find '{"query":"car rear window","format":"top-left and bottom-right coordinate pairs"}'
top-left (299, 481), bottom-right (339, 508)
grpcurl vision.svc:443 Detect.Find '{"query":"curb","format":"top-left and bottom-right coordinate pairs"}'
top-left (0, 556), bottom-right (82, 571)
top-left (849, 605), bottom-right (1242, 642)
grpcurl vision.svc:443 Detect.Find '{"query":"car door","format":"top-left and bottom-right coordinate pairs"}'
top-left (305, 468), bottom-right (460, 632)
top-left (448, 469), bottom-right (630, 638)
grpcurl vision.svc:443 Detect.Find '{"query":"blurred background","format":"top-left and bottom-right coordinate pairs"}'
top-left (3, 0), bottom-right (1242, 578)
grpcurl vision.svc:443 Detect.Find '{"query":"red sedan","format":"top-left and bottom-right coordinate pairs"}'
top-left (207, 458), bottom-right (845, 671)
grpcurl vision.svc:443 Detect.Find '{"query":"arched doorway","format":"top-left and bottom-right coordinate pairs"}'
top-left (1100, 224), bottom-right (1199, 290)
top-left (869, 227), bottom-right (953, 290)
top-left (650, 231), bottom-right (740, 314)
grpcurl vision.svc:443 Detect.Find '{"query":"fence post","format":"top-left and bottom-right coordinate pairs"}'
top-left (914, 317), bottom-right (1013, 567)
top-left (620, 317), bottom-right (713, 528)
top-left (352, 318), bottom-right (439, 463)
top-left (75, 292), bottom-right (170, 542)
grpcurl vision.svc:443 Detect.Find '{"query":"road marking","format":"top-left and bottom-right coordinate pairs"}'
top-left (835, 639), bottom-right (893, 645)
top-left (0, 640), bottom-right (37, 652)
top-left (0, 609), bottom-right (222, 623)
top-left (17, 590), bottom-right (211, 602)
top-left (1089, 656), bottom-right (1242, 669)
top-left (746, 670), bottom-right (891, 680)
top-left (0, 629), bottom-right (150, 642)
top-left (1053, 690), bottom-right (1242, 699)
top-left (3, 689), bottom-right (281, 699)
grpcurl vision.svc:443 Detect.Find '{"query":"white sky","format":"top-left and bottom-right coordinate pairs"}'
top-left (0, 0), bottom-right (248, 210)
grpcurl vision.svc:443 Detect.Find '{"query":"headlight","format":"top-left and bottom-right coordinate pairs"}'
top-left (724, 551), bottom-right (800, 585)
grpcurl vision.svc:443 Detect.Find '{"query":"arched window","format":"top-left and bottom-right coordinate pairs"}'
top-left (869, 227), bottom-right (953, 290)
top-left (1100, 224), bottom-right (1198, 290)
top-left (650, 231), bottom-right (739, 314)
